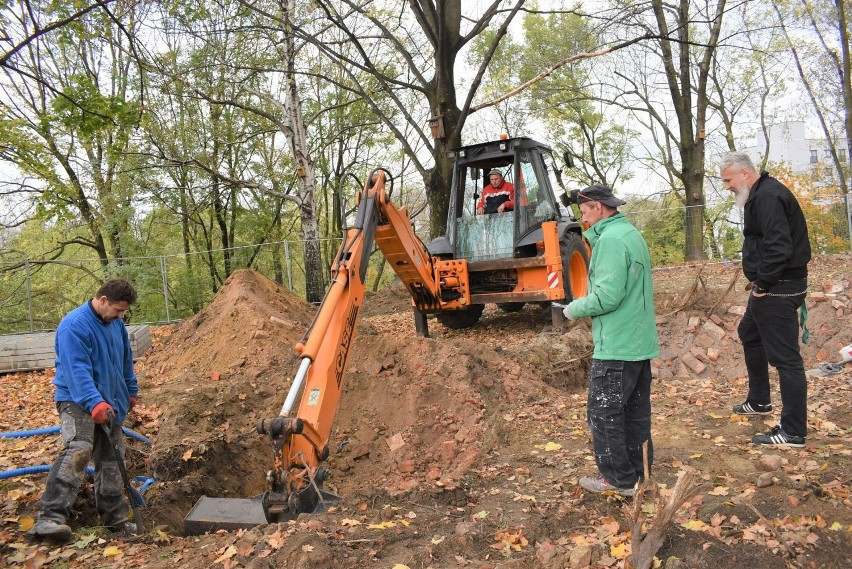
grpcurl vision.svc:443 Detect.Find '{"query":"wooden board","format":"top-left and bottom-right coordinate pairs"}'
top-left (0, 325), bottom-right (152, 374)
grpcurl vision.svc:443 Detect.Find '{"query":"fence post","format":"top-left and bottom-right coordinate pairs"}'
top-left (160, 256), bottom-right (171, 323)
top-left (25, 259), bottom-right (34, 331)
top-left (846, 192), bottom-right (852, 253)
top-left (284, 240), bottom-right (293, 290)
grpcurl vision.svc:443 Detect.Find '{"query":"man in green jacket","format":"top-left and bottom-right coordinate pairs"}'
top-left (563, 185), bottom-right (659, 497)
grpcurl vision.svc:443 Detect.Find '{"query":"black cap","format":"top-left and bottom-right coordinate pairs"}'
top-left (577, 184), bottom-right (626, 207)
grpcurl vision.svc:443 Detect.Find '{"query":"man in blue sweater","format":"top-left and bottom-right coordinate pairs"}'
top-left (28, 279), bottom-right (139, 543)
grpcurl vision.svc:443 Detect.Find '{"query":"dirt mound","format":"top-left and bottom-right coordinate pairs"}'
top-left (137, 269), bottom-right (570, 532)
top-left (2, 257), bottom-right (851, 568)
top-left (138, 269), bottom-right (319, 528)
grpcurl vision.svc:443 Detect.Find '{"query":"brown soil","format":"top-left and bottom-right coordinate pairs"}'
top-left (2, 255), bottom-right (851, 569)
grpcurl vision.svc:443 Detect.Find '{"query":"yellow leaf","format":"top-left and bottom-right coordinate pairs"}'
top-left (708, 486), bottom-right (729, 496)
top-left (829, 522), bottom-right (843, 531)
top-left (708, 413), bottom-right (724, 419)
top-left (103, 546), bottom-right (123, 557)
top-left (543, 442), bottom-right (562, 452)
top-left (610, 542), bottom-right (628, 558)
top-left (513, 494), bottom-right (536, 502)
top-left (182, 448), bottom-right (193, 461)
top-left (431, 535), bottom-right (445, 544)
top-left (392, 565), bottom-right (411, 569)
top-left (18, 516), bottom-right (35, 531)
top-left (689, 454), bottom-right (702, 459)
top-left (682, 519), bottom-right (708, 531)
top-left (341, 518), bottom-right (361, 527)
top-left (399, 520), bottom-right (410, 526)
top-left (472, 510), bottom-right (489, 520)
top-left (367, 521), bottom-right (396, 529)
top-left (653, 557), bottom-right (662, 568)
top-left (214, 545), bottom-right (237, 563)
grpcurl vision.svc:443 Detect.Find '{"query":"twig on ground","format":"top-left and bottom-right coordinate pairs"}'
top-left (660, 263), bottom-right (708, 317)
top-left (708, 266), bottom-right (742, 315)
top-left (625, 443), bottom-right (706, 569)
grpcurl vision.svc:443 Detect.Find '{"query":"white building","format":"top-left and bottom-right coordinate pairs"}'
top-left (741, 121), bottom-right (847, 174)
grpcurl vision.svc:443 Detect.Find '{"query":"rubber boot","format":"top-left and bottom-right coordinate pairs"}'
top-left (27, 519), bottom-right (73, 543)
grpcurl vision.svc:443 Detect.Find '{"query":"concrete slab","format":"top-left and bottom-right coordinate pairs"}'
top-left (0, 325), bottom-right (152, 374)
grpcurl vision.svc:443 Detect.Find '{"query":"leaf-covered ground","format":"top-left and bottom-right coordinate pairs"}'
top-left (1, 255), bottom-right (850, 569)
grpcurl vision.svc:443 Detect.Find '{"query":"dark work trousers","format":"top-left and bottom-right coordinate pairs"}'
top-left (737, 279), bottom-right (808, 437)
top-left (38, 401), bottom-right (129, 528)
top-left (587, 359), bottom-right (653, 489)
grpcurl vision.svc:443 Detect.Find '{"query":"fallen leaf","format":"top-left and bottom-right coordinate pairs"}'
top-left (182, 449), bottom-right (193, 461)
top-left (392, 565), bottom-right (411, 569)
top-left (682, 519), bottom-right (708, 531)
top-left (610, 542), bottom-right (628, 558)
top-left (789, 495), bottom-right (799, 507)
top-left (829, 522), bottom-right (843, 531)
top-left (214, 545), bottom-right (237, 563)
top-left (689, 453), bottom-right (702, 459)
top-left (708, 486), bottom-right (729, 496)
top-left (301, 544), bottom-right (314, 552)
top-left (103, 546), bottom-right (123, 557)
top-left (471, 510), bottom-right (489, 520)
top-left (367, 521), bottom-right (396, 529)
top-left (18, 515), bottom-right (35, 531)
top-left (341, 518), bottom-right (361, 527)
top-left (431, 535), bottom-right (445, 544)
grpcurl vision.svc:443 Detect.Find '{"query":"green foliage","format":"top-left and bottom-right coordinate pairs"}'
top-left (624, 194), bottom-right (686, 265)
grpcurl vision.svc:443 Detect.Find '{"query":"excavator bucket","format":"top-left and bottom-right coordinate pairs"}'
top-left (183, 495), bottom-right (267, 535)
top-left (183, 490), bottom-right (340, 535)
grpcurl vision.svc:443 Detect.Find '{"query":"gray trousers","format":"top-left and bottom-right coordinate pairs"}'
top-left (38, 401), bottom-right (129, 528)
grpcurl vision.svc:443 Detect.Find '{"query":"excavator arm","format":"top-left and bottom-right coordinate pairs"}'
top-left (256, 170), bottom-right (459, 520)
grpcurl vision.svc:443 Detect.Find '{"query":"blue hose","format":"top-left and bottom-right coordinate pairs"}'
top-left (0, 426), bottom-right (61, 439)
top-left (0, 426), bottom-right (152, 447)
top-left (0, 425), bottom-right (155, 504)
top-left (0, 465), bottom-right (94, 479)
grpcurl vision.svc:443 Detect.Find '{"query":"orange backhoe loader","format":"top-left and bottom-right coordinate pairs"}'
top-left (184, 137), bottom-right (590, 533)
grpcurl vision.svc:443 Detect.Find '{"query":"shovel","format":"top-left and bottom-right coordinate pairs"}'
top-left (102, 409), bottom-right (145, 535)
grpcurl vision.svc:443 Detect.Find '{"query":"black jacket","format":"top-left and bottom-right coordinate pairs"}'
top-left (742, 173), bottom-right (811, 290)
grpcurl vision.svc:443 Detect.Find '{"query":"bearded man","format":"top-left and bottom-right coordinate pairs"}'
top-left (719, 152), bottom-right (811, 448)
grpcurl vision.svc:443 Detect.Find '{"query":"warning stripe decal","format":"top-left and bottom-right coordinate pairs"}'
top-left (548, 271), bottom-right (559, 288)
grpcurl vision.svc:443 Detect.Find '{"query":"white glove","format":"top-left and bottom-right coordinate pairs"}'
top-left (562, 305), bottom-right (575, 320)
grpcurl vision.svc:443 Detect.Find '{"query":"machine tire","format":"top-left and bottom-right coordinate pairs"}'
top-left (498, 302), bottom-right (525, 313)
top-left (560, 232), bottom-right (590, 302)
top-left (436, 305), bottom-right (485, 329)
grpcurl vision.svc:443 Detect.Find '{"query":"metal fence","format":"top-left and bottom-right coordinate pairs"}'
top-left (2, 195), bottom-right (850, 336)
top-left (0, 238), bottom-right (345, 335)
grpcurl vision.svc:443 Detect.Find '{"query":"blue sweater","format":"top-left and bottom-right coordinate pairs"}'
top-left (53, 301), bottom-right (138, 423)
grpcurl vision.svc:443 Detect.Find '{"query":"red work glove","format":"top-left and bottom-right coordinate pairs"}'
top-left (91, 402), bottom-right (114, 424)
top-left (129, 396), bottom-right (137, 411)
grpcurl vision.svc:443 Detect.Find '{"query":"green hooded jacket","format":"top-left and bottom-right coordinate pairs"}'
top-left (566, 212), bottom-right (659, 361)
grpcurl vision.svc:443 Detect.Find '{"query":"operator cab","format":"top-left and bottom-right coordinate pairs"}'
top-left (441, 137), bottom-right (566, 262)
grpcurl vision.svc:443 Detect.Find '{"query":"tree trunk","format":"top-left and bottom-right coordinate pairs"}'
top-left (650, 0), bottom-right (725, 261)
top-left (283, 0), bottom-right (324, 303)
